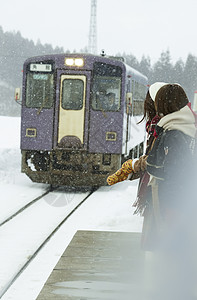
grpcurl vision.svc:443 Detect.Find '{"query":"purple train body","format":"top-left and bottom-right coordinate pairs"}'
top-left (20, 53), bottom-right (148, 186)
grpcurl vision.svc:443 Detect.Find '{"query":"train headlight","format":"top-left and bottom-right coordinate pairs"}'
top-left (75, 58), bottom-right (84, 67)
top-left (65, 58), bottom-right (84, 67)
top-left (65, 58), bottom-right (74, 66)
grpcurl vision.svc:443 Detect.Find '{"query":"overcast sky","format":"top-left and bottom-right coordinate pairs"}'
top-left (0, 0), bottom-right (197, 64)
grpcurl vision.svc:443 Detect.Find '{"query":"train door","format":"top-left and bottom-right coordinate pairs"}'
top-left (57, 74), bottom-right (87, 148)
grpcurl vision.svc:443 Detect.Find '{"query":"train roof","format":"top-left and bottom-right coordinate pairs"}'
top-left (24, 53), bottom-right (148, 84)
top-left (98, 55), bottom-right (148, 82)
top-left (125, 64), bottom-right (148, 84)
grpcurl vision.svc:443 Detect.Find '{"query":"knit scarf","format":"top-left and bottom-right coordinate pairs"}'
top-left (157, 105), bottom-right (196, 138)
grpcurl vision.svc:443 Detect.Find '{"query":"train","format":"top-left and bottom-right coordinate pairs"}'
top-left (18, 53), bottom-right (148, 186)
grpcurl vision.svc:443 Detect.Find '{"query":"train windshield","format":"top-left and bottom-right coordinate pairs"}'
top-left (91, 77), bottom-right (121, 111)
top-left (61, 79), bottom-right (84, 110)
top-left (26, 72), bottom-right (54, 108)
top-left (91, 62), bottom-right (122, 112)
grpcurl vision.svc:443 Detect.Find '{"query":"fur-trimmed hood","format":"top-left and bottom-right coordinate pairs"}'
top-left (157, 105), bottom-right (196, 138)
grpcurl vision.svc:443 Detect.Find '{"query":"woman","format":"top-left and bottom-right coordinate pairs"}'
top-left (107, 82), bottom-right (167, 251)
top-left (146, 84), bottom-right (196, 299)
top-left (107, 82), bottom-right (166, 187)
top-left (146, 84), bottom-right (196, 237)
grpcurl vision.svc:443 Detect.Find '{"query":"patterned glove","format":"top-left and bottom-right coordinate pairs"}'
top-left (121, 159), bottom-right (133, 174)
top-left (107, 159), bottom-right (133, 185)
top-left (133, 155), bottom-right (147, 173)
top-left (107, 169), bottom-right (128, 185)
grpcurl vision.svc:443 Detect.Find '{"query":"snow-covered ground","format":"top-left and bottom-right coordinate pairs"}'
top-left (0, 116), bottom-right (142, 300)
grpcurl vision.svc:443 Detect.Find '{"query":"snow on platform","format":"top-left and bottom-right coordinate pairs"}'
top-left (36, 230), bottom-right (144, 300)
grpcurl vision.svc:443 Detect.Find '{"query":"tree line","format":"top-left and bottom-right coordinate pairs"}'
top-left (122, 51), bottom-right (197, 104)
top-left (0, 26), bottom-right (64, 116)
top-left (0, 26), bottom-right (196, 116)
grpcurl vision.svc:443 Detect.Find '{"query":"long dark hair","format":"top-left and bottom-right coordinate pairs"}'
top-left (138, 90), bottom-right (156, 123)
top-left (155, 84), bottom-right (189, 116)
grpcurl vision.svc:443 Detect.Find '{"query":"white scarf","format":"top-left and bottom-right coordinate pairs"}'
top-left (157, 105), bottom-right (196, 138)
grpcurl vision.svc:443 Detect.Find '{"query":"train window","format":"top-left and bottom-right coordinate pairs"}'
top-left (133, 82), bottom-right (146, 101)
top-left (26, 72), bottom-right (54, 108)
top-left (91, 76), bottom-right (121, 111)
top-left (133, 81), bottom-right (143, 100)
top-left (139, 84), bottom-right (147, 99)
top-left (132, 82), bottom-right (146, 116)
top-left (133, 100), bottom-right (144, 116)
top-left (61, 79), bottom-right (84, 110)
top-left (131, 80), bottom-right (134, 93)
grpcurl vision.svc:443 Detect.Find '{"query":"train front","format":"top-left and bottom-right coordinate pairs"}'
top-left (20, 54), bottom-right (125, 186)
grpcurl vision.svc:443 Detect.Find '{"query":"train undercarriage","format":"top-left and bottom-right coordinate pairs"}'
top-left (21, 150), bottom-right (122, 187)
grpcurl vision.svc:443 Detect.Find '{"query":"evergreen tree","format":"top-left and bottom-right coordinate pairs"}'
top-left (172, 59), bottom-right (185, 86)
top-left (122, 52), bottom-right (139, 70)
top-left (1, 26), bottom-right (197, 116)
top-left (0, 28), bottom-right (66, 116)
top-left (183, 54), bottom-right (197, 102)
top-left (152, 50), bottom-right (173, 83)
top-left (138, 55), bottom-right (151, 79)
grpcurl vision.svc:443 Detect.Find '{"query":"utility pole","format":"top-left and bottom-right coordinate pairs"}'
top-left (88, 0), bottom-right (97, 54)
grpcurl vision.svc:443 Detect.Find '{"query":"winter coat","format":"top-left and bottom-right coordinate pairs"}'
top-left (143, 105), bottom-right (196, 250)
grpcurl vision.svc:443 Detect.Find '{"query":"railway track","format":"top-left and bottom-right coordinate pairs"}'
top-left (0, 188), bottom-right (52, 227)
top-left (0, 187), bottom-right (97, 299)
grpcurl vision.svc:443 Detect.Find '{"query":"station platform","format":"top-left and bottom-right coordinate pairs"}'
top-left (36, 230), bottom-right (145, 300)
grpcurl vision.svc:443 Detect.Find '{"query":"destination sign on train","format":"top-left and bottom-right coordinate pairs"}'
top-left (30, 63), bottom-right (52, 72)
